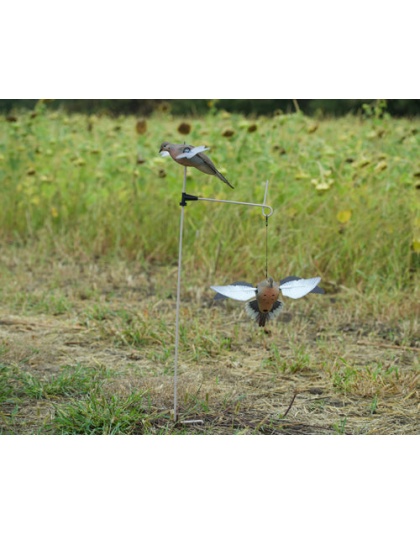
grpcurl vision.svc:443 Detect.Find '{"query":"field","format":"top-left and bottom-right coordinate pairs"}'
top-left (0, 102), bottom-right (419, 434)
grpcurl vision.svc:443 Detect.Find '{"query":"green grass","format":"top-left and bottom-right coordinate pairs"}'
top-left (50, 391), bottom-right (147, 435)
top-left (0, 363), bottom-right (171, 435)
top-left (0, 363), bottom-right (114, 401)
top-left (1, 103), bottom-right (419, 301)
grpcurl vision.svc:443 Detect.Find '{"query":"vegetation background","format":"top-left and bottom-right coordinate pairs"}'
top-left (1, 98), bottom-right (418, 437)
top-left (2, 98), bottom-right (420, 117)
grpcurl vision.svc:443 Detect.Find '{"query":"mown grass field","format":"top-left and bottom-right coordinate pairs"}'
top-left (0, 102), bottom-right (419, 434)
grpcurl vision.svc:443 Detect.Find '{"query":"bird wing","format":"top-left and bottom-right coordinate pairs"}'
top-left (280, 276), bottom-right (302, 284)
top-left (279, 277), bottom-right (322, 299)
top-left (210, 283), bottom-right (257, 301)
top-left (175, 146), bottom-right (209, 160)
top-left (213, 282), bottom-right (254, 300)
top-left (195, 150), bottom-right (221, 174)
top-left (280, 276), bottom-right (324, 294)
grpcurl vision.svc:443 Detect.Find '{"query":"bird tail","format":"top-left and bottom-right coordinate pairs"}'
top-left (245, 300), bottom-right (283, 327)
top-left (216, 171), bottom-right (234, 189)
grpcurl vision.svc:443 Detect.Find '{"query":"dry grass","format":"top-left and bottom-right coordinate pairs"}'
top-left (1, 251), bottom-right (418, 434)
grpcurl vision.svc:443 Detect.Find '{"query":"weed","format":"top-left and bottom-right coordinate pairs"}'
top-left (263, 343), bottom-right (312, 373)
top-left (332, 358), bottom-right (359, 392)
top-left (0, 364), bottom-right (14, 403)
top-left (370, 395), bottom-right (379, 415)
top-left (49, 391), bottom-right (146, 434)
top-left (333, 417), bottom-right (348, 435)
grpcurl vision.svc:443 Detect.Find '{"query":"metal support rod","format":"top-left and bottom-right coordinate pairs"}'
top-left (197, 182), bottom-right (273, 218)
top-left (173, 166), bottom-right (187, 422)
top-left (173, 179), bottom-right (273, 422)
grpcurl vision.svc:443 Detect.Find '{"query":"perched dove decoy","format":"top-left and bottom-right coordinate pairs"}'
top-left (211, 276), bottom-right (324, 327)
top-left (159, 142), bottom-right (234, 189)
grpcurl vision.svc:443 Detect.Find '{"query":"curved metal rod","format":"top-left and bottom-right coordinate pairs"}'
top-left (262, 180), bottom-right (272, 217)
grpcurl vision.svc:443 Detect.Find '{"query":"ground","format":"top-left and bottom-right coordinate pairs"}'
top-left (1, 255), bottom-right (418, 435)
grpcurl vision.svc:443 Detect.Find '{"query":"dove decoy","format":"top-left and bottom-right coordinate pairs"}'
top-left (211, 276), bottom-right (324, 327)
top-left (159, 142), bottom-right (234, 189)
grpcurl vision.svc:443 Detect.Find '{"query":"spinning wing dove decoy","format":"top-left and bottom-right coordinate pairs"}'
top-left (211, 276), bottom-right (323, 327)
top-left (159, 142), bottom-right (234, 189)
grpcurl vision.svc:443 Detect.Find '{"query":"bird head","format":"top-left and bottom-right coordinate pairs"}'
top-left (159, 142), bottom-right (171, 156)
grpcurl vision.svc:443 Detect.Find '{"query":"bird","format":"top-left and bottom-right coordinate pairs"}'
top-left (159, 142), bottom-right (234, 189)
top-left (211, 276), bottom-right (324, 327)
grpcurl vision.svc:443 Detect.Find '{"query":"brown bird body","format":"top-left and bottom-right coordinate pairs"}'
top-left (159, 142), bottom-right (234, 189)
top-left (245, 277), bottom-right (283, 327)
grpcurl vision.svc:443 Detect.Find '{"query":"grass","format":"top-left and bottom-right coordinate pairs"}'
top-left (50, 391), bottom-right (147, 435)
top-left (0, 262), bottom-right (418, 434)
top-left (1, 102), bottom-right (419, 294)
top-left (0, 102), bottom-right (419, 434)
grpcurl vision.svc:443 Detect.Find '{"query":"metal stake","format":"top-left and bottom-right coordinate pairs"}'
top-left (173, 167), bottom-right (187, 421)
top-left (173, 180), bottom-right (273, 422)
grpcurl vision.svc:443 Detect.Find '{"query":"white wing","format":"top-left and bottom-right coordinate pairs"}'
top-left (159, 150), bottom-right (170, 157)
top-left (210, 284), bottom-right (257, 302)
top-left (176, 146), bottom-right (209, 160)
top-left (279, 277), bottom-right (321, 299)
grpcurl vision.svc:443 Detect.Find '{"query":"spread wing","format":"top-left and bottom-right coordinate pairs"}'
top-left (212, 282), bottom-right (254, 301)
top-left (176, 146), bottom-right (209, 160)
top-left (279, 277), bottom-right (322, 299)
top-left (280, 276), bottom-right (324, 294)
top-left (210, 283), bottom-right (256, 302)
